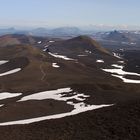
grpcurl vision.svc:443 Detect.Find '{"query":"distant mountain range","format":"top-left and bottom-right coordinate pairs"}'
top-left (103, 30), bottom-right (131, 42)
top-left (0, 27), bottom-right (140, 40)
top-left (0, 27), bottom-right (84, 37)
top-left (0, 28), bottom-right (16, 35)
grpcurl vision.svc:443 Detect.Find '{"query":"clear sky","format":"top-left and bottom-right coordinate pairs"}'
top-left (0, 0), bottom-right (140, 28)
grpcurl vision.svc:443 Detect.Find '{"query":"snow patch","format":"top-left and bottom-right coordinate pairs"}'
top-left (0, 104), bottom-right (4, 107)
top-left (102, 64), bottom-right (140, 84)
top-left (113, 52), bottom-right (122, 59)
top-left (0, 68), bottom-right (21, 77)
top-left (48, 52), bottom-right (75, 61)
top-left (0, 93), bottom-right (22, 100)
top-left (44, 45), bottom-right (49, 48)
top-left (112, 74), bottom-right (140, 84)
top-left (102, 65), bottom-right (140, 76)
top-left (43, 48), bottom-right (49, 52)
top-left (130, 42), bottom-right (136, 45)
top-left (18, 88), bottom-right (85, 102)
top-left (111, 64), bottom-right (123, 69)
top-left (0, 103), bottom-right (112, 126)
top-left (52, 63), bottom-right (60, 68)
top-left (0, 60), bottom-right (8, 65)
top-left (118, 61), bottom-right (124, 64)
top-left (78, 55), bottom-right (87, 57)
top-left (119, 49), bottom-right (124, 51)
top-left (18, 88), bottom-right (72, 102)
top-left (38, 41), bottom-right (42, 44)
top-left (96, 60), bottom-right (104, 63)
top-left (49, 41), bottom-right (55, 43)
top-left (85, 50), bottom-right (92, 54)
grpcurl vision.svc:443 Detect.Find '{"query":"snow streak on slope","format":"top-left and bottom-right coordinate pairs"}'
top-left (0, 104), bottom-right (112, 126)
top-left (48, 52), bottom-right (75, 61)
top-left (0, 93), bottom-right (22, 100)
top-left (52, 63), bottom-right (60, 68)
top-left (113, 52), bottom-right (122, 59)
top-left (102, 63), bottom-right (140, 84)
top-left (96, 60), bottom-right (104, 63)
top-left (0, 68), bottom-right (21, 77)
top-left (0, 60), bottom-right (8, 65)
top-left (112, 74), bottom-right (140, 84)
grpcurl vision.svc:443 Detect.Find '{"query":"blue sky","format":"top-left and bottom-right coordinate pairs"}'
top-left (0, 0), bottom-right (140, 28)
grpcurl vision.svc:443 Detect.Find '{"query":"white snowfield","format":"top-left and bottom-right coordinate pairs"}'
top-left (18, 88), bottom-right (90, 102)
top-left (0, 60), bottom-right (8, 65)
top-left (18, 87), bottom-right (72, 102)
top-left (102, 64), bottom-right (140, 84)
top-left (0, 87), bottom-right (113, 126)
top-left (0, 68), bottom-right (21, 77)
top-left (0, 92), bottom-right (22, 100)
top-left (52, 63), bottom-right (60, 68)
top-left (96, 60), bottom-right (104, 63)
top-left (48, 52), bottom-right (75, 61)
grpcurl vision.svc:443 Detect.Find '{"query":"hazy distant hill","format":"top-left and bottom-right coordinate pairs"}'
top-left (103, 30), bottom-right (130, 42)
top-left (50, 27), bottom-right (81, 35)
top-left (0, 27), bottom-right (85, 37)
top-left (0, 28), bottom-right (16, 35)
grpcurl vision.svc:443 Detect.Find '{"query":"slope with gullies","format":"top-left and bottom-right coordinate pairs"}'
top-left (0, 35), bottom-right (124, 93)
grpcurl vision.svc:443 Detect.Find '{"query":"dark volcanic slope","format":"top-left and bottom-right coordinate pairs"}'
top-left (49, 35), bottom-right (112, 55)
top-left (48, 35), bottom-right (118, 67)
top-left (1, 100), bottom-right (140, 140)
top-left (0, 36), bottom-right (140, 139)
top-left (0, 43), bottom-right (120, 93)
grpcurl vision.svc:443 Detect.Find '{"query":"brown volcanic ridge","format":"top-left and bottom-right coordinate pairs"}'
top-left (0, 34), bottom-right (52, 47)
top-left (0, 35), bottom-right (140, 140)
top-left (67, 35), bottom-right (112, 55)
